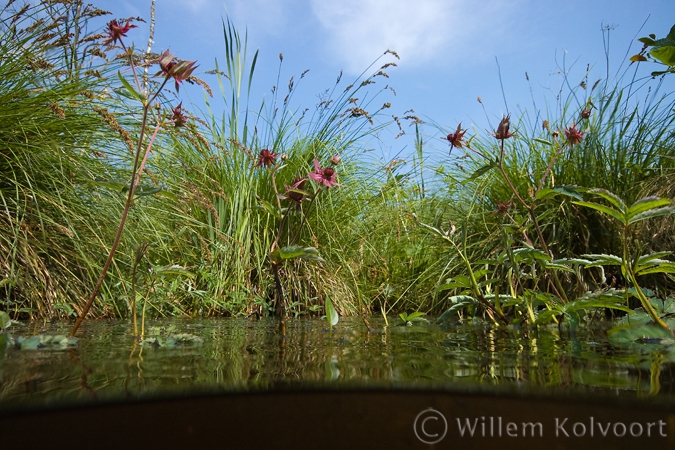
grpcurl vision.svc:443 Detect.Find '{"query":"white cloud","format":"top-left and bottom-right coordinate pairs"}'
top-left (309, 0), bottom-right (523, 74)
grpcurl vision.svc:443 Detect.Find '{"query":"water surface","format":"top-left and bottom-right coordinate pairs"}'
top-left (1, 317), bottom-right (673, 410)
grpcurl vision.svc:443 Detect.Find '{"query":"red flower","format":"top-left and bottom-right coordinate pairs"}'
top-left (157, 50), bottom-right (198, 93)
top-left (309, 158), bottom-right (339, 188)
top-left (564, 121), bottom-right (585, 146)
top-left (493, 115), bottom-right (514, 140)
top-left (446, 123), bottom-right (466, 151)
top-left (102, 19), bottom-right (137, 46)
top-left (284, 177), bottom-right (308, 205)
top-left (171, 102), bottom-right (187, 127)
top-left (254, 149), bottom-right (278, 168)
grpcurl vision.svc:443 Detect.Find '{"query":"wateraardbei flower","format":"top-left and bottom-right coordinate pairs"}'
top-left (309, 158), bottom-right (339, 188)
top-left (102, 19), bottom-right (137, 46)
top-left (284, 176), bottom-right (308, 205)
top-left (171, 102), bottom-right (187, 127)
top-left (493, 115), bottom-right (514, 140)
top-left (156, 50), bottom-right (198, 92)
top-left (254, 149), bottom-right (279, 168)
top-left (447, 123), bottom-right (467, 151)
top-left (564, 121), bottom-right (585, 146)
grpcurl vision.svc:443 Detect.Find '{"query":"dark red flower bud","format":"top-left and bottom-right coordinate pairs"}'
top-left (494, 115), bottom-right (514, 140)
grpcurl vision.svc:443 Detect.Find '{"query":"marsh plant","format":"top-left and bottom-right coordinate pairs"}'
top-left (68, 14), bottom-right (199, 336)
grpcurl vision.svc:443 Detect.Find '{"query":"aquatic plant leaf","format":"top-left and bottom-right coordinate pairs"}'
top-left (608, 323), bottom-right (675, 346)
top-left (651, 45), bottom-right (675, 66)
top-left (635, 262), bottom-right (675, 276)
top-left (117, 71), bottom-right (145, 102)
top-left (573, 201), bottom-right (625, 225)
top-left (325, 297), bottom-right (339, 328)
top-left (584, 188), bottom-right (628, 213)
top-left (627, 206), bottom-right (675, 225)
top-left (89, 179), bottom-right (127, 192)
top-left (580, 254), bottom-right (623, 267)
top-left (153, 264), bottom-right (195, 278)
top-left (541, 261), bottom-right (575, 273)
top-left (464, 162), bottom-right (497, 183)
top-left (14, 334), bottom-right (78, 350)
top-left (0, 312), bottom-right (10, 331)
top-left (270, 246), bottom-right (324, 262)
top-left (627, 197), bottom-right (670, 219)
top-left (551, 258), bottom-right (593, 266)
top-left (534, 309), bottom-right (562, 325)
top-left (636, 251), bottom-right (672, 265)
top-left (511, 247), bottom-right (551, 263)
top-left (536, 185), bottom-right (583, 201)
top-left (258, 198), bottom-right (281, 219)
top-left (436, 296), bottom-right (477, 323)
top-left (133, 186), bottom-right (163, 197)
top-left (532, 137), bottom-right (554, 147)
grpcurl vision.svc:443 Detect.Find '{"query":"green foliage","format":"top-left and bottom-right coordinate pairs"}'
top-left (397, 311), bottom-right (427, 326)
top-left (632, 24), bottom-right (675, 76)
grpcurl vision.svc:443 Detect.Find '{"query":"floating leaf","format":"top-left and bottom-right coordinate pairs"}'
top-left (325, 297), bottom-right (339, 329)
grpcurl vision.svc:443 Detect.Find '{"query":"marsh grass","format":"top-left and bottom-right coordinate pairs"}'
top-left (3, 2), bottom-right (675, 327)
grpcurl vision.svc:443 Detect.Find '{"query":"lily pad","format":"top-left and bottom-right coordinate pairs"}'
top-left (14, 334), bottom-right (78, 350)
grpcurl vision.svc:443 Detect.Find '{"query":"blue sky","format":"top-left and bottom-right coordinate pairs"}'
top-left (96, 0), bottom-right (674, 162)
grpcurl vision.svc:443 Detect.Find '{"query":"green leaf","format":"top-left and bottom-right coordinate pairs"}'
top-left (0, 311), bottom-right (11, 330)
top-left (117, 71), bottom-right (145, 102)
top-left (532, 137), bottom-right (554, 147)
top-left (325, 297), bottom-right (339, 327)
top-left (630, 54), bottom-right (648, 62)
top-left (153, 265), bottom-right (195, 278)
top-left (464, 162), bottom-right (497, 183)
top-left (636, 251), bottom-right (672, 266)
top-left (581, 253), bottom-right (623, 266)
top-left (536, 185), bottom-right (583, 201)
top-left (541, 261), bottom-right (576, 273)
top-left (627, 197), bottom-right (670, 220)
top-left (635, 263), bottom-right (675, 276)
top-left (651, 45), bottom-right (675, 66)
top-left (573, 201), bottom-right (625, 225)
top-left (638, 37), bottom-right (656, 46)
top-left (89, 179), bottom-right (127, 192)
top-left (270, 246), bottom-right (324, 263)
top-left (585, 188), bottom-right (628, 212)
top-left (535, 309), bottom-right (562, 325)
top-left (258, 198), bottom-right (281, 219)
top-left (404, 311), bottom-right (426, 321)
top-left (436, 296), bottom-right (478, 323)
top-left (511, 246), bottom-right (551, 263)
top-left (627, 206), bottom-right (675, 225)
top-left (134, 186), bottom-right (163, 197)
top-left (551, 258), bottom-right (593, 266)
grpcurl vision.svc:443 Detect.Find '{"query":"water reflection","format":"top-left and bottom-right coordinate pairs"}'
top-left (0, 317), bottom-right (673, 409)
